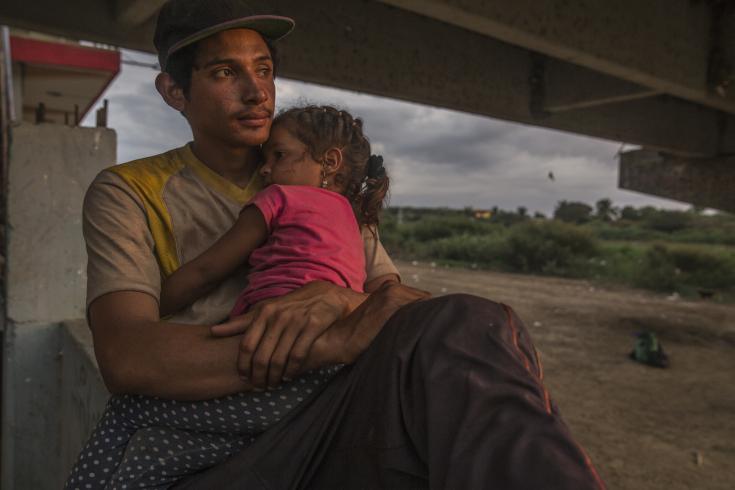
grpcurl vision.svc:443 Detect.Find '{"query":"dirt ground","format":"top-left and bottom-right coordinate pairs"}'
top-left (396, 260), bottom-right (735, 490)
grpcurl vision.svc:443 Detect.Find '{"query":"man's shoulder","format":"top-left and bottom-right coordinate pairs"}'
top-left (100, 146), bottom-right (191, 191)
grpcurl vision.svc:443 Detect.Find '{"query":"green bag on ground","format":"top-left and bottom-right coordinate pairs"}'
top-left (630, 331), bottom-right (669, 368)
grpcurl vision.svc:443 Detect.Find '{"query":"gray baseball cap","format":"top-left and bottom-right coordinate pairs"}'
top-left (154, 0), bottom-right (295, 70)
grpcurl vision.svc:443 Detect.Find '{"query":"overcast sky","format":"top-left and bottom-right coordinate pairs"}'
top-left (83, 50), bottom-right (688, 216)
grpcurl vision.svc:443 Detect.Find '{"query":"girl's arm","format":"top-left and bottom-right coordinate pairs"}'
top-left (160, 205), bottom-right (268, 317)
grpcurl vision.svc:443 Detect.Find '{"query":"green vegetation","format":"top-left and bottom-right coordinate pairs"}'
top-left (379, 200), bottom-right (735, 302)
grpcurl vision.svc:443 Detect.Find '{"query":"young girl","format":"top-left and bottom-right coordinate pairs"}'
top-left (159, 104), bottom-right (391, 320)
top-left (65, 105), bottom-right (393, 490)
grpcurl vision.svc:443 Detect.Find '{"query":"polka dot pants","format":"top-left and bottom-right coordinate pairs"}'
top-left (64, 366), bottom-right (339, 490)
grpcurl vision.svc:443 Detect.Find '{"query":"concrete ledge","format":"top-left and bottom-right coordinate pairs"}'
top-left (59, 321), bottom-right (110, 487)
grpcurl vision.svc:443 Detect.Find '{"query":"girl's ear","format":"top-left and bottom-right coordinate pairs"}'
top-left (155, 72), bottom-right (187, 113)
top-left (322, 147), bottom-right (344, 175)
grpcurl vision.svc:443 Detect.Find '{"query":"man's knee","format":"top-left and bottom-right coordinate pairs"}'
top-left (393, 294), bottom-right (541, 380)
top-left (398, 294), bottom-right (510, 347)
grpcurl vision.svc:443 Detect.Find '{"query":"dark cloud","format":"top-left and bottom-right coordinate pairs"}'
top-left (85, 51), bottom-right (687, 215)
top-left (278, 80), bottom-right (515, 172)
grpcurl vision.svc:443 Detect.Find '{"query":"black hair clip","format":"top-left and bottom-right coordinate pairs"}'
top-left (367, 154), bottom-right (386, 179)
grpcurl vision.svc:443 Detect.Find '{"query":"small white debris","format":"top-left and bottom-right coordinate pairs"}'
top-left (692, 450), bottom-right (703, 467)
top-left (430, 262), bottom-right (436, 268)
top-left (440, 287), bottom-right (448, 293)
top-left (533, 321), bottom-right (542, 328)
top-left (471, 263), bottom-right (478, 270)
top-left (667, 292), bottom-right (680, 301)
top-left (411, 260), bottom-right (419, 266)
top-left (411, 274), bottom-right (420, 283)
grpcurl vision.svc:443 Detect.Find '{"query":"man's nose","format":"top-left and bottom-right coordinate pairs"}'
top-left (240, 72), bottom-right (268, 104)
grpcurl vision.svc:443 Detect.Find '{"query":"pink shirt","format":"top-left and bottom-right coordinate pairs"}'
top-left (230, 185), bottom-right (366, 317)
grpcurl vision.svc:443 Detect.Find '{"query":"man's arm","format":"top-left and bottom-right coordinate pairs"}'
top-left (84, 172), bottom-right (258, 400)
top-left (91, 280), bottom-right (379, 399)
top-left (89, 290), bottom-right (252, 400)
top-left (305, 281), bottom-right (431, 369)
top-left (211, 280), bottom-right (428, 389)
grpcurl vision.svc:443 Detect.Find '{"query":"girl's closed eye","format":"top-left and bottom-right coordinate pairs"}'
top-left (263, 149), bottom-right (283, 164)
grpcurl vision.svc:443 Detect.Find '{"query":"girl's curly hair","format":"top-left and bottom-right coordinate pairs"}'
top-left (271, 105), bottom-right (389, 228)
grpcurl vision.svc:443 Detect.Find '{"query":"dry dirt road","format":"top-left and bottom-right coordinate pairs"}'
top-left (396, 260), bottom-right (735, 490)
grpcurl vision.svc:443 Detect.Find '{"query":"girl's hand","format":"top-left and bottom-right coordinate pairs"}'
top-left (210, 281), bottom-right (366, 390)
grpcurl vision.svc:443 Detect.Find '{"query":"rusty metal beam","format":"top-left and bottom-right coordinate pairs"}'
top-left (0, 0), bottom-right (157, 51)
top-left (273, 1), bottom-right (730, 157)
top-left (619, 149), bottom-right (735, 213)
top-left (543, 58), bottom-right (660, 113)
top-left (380, 0), bottom-right (735, 116)
top-left (0, 0), bottom-right (732, 156)
top-left (115, 0), bottom-right (167, 27)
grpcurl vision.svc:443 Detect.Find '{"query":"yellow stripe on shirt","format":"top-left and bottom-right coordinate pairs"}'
top-left (107, 151), bottom-right (185, 278)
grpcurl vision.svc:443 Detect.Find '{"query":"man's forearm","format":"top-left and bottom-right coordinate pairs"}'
top-left (90, 291), bottom-right (251, 400)
top-left (304, 282), bottom-right (431, 371)
top-left (99, 321), bottom-right (251, 400)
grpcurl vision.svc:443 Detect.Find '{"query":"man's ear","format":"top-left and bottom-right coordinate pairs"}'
top-left (322, 148), bottom-right (344, 176)
top-left (155, 72), bottom-right (187, 113)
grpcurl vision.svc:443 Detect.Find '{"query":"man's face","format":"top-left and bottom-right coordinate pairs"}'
top-left (183, 29), bottom-right (276, 148)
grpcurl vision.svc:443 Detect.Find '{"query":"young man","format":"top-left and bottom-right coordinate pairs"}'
top-left (85, 1), bottom-right (403, 401)
top-left (82, 0), bottom-right (605, 487)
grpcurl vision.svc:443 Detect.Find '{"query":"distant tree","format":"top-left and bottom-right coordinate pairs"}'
top-left (553, 200), bottom-right (593, 224)
top-left (595, 198), bottom-right (618, 222)
top-left (620, 206), bottom-right (641, 221)
top-left (491, 208), bottom-right (527, 227)
top-left (645, 210), bottom-right (692, 233)
top-left (517, 206), bottom-right (528, 218)
top-left (533, 211), bottom-right (547, 219)
top-left (638, 206), bottom-right (658, 221)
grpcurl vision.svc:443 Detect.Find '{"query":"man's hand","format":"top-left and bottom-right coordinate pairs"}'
top-left (211, 281), bottom-right (366, 389)
top-left (303, 282), bottom-right (430, 371)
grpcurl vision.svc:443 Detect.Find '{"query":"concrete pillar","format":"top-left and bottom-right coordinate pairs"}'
top-left (59, 321), bottom-right (110, 486)
top-left (1, 123), bottom-right (115, 489)
top-left (619, 149), bottom-right (735, 213)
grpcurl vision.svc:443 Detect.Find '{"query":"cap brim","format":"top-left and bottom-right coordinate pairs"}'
top-left (166, 15), bottom-right (295, 65)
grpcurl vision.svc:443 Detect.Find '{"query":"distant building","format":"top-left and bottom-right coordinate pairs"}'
top-left (8, 29), bottom-right (120, 125)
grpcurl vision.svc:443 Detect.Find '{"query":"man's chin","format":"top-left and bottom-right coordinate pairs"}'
top-left (232, 128), bottom-right (271, 147)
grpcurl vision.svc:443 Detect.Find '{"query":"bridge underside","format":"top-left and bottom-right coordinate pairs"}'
top-left (1, 0), bottom-right (733, 210)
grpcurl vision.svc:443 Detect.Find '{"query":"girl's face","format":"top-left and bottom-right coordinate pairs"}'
top-left (259, 124), bottom-right (323, 187)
